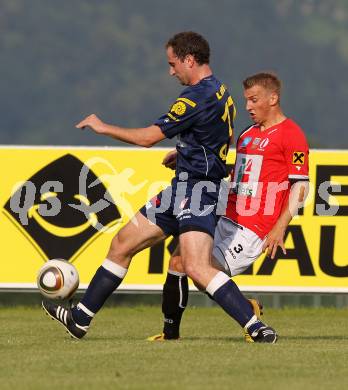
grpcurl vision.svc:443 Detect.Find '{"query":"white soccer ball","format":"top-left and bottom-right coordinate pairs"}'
top-left (37, 259), bottom-right (79, 300)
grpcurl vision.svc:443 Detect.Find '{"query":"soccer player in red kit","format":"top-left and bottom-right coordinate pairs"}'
top-left (149, 72), bottom-right (309, 342)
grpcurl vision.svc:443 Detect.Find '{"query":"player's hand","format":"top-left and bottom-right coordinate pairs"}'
top-left (76, 114), bottom-right (105, 134)
top-left (262, 225), bottom-right (287, 259)
top-left (162, 150), bottom-right (177, 170)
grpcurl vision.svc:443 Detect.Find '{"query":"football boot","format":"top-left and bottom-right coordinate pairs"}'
top-left (244, 299), bottom-right (263, 343)
top-left (42, 300), bottom-right (88, 339)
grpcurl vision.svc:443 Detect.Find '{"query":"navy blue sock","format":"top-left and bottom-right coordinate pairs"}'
top-left (72, 260), bottom-right (126, 326)
top-left (208, 272), bottom-right (256, 328)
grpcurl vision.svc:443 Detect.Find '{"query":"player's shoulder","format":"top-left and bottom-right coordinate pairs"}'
top-left (170, 86), bottom-right (201, 114)
top-left (178, 85), bottom-right (200, 102)
top-left (281, 118), bottom-right (306, 137)
top-left (181, 75), bottom-right (226, 101)
top-left (279, 118), bottom-right (309, 149)
top-left (280, 118), bottom-right (308, 143)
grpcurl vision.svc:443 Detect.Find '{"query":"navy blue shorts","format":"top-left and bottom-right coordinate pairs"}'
top-left (139, 177), bottom-right (221, 238)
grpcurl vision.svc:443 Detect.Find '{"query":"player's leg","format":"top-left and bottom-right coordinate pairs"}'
top-left (148, 245), bottom-right (189, 340)
top-left (150, 217), bottom-right (266, 341)
top-left (153, 258), bottom-right (262, 341)
top-left (149, 245), bottom-right (220, 341)
top-left (161, 245), bottom-right (189, 339)
top-left (42, 212), bottom-right (167, 338)
top-left (73, 212), bottom-right (166, 322)
top-left (211, 217), bottom-right (276, 342)
top-left (180, 230), bottom-right (277, 343)
top-left (180, 230), bottom-right (254, 323)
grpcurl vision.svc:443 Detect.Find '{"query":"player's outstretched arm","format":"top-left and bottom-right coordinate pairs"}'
top-left (262, 181), bottom-right (309, 259)
top-left (76, 114), bottom-right (165, 147)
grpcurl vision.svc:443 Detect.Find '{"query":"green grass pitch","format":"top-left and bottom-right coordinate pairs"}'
top-left (0, 306), bottom-right (347, 389)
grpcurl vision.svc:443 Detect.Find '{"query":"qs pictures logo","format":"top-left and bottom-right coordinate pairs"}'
top-left (3, 154), bottom-right (121, 261)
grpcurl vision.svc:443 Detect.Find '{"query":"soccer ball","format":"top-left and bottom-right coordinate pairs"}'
top-left (37, 259), bottom-right (79, 300)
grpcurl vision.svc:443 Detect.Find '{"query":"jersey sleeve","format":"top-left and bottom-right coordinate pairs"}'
top-left (282, 124), bottom-right (309, 181)
top-left (154, 89), bottom-right (202, 139)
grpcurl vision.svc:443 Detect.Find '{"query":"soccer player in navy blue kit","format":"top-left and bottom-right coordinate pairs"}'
top-left (42, 32), bottom-right (277, 343)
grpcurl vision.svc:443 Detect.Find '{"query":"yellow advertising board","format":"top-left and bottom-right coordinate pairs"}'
top-left (1, 146), bottom-right (347, 292)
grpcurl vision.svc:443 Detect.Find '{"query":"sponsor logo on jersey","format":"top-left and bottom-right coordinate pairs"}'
top-left (258, 138), bottom-right (269, 151)
top-left (171, 101), bottom-right (187, 116)
top-left (232, 154), bottom-right (263, 197)
top-left (240, 137), bottom-right (253, 149)
top-left (168, 97), bottom-right (197, 120)
top-left (251, 137), bottom-right (261, 149)
top-left (293, 151), bottom-right (305, 165)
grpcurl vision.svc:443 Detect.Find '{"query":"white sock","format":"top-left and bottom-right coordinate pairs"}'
top-left (102, 258), bottom-right (128, 279)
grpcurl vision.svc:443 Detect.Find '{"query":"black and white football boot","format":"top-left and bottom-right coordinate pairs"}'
top-left (42, 300), bottom-right (88, 339)
top-left (250, 326), bottom-right (278, 343)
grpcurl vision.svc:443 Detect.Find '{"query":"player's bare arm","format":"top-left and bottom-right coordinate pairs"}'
top-left (262, 180), bottom-right (309, 259)
top-left (76, 114), bottom-right (165, 147)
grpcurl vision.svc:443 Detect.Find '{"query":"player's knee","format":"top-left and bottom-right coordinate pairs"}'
top-left (183, 264), bottom-right (201, 283)
top-left (168, 255), bottom-right (185, 274)
top-left (107, 233), bottom-right (133, 266)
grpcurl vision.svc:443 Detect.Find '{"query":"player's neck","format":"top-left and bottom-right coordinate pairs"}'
top-left (189, 65), bottom-right (212, 85)
top-left (259, 111), bottom-right (287, 131)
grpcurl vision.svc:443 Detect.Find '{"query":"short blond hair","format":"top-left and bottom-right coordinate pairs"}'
top-left (243, 72), bottom-right (281, 97)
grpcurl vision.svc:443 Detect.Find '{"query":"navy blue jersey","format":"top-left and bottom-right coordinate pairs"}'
top-left (154, 75), bottom-right (236, 180)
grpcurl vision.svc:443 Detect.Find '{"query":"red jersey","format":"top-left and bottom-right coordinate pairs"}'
top-left (225, 118), bottom-right (309, 239)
